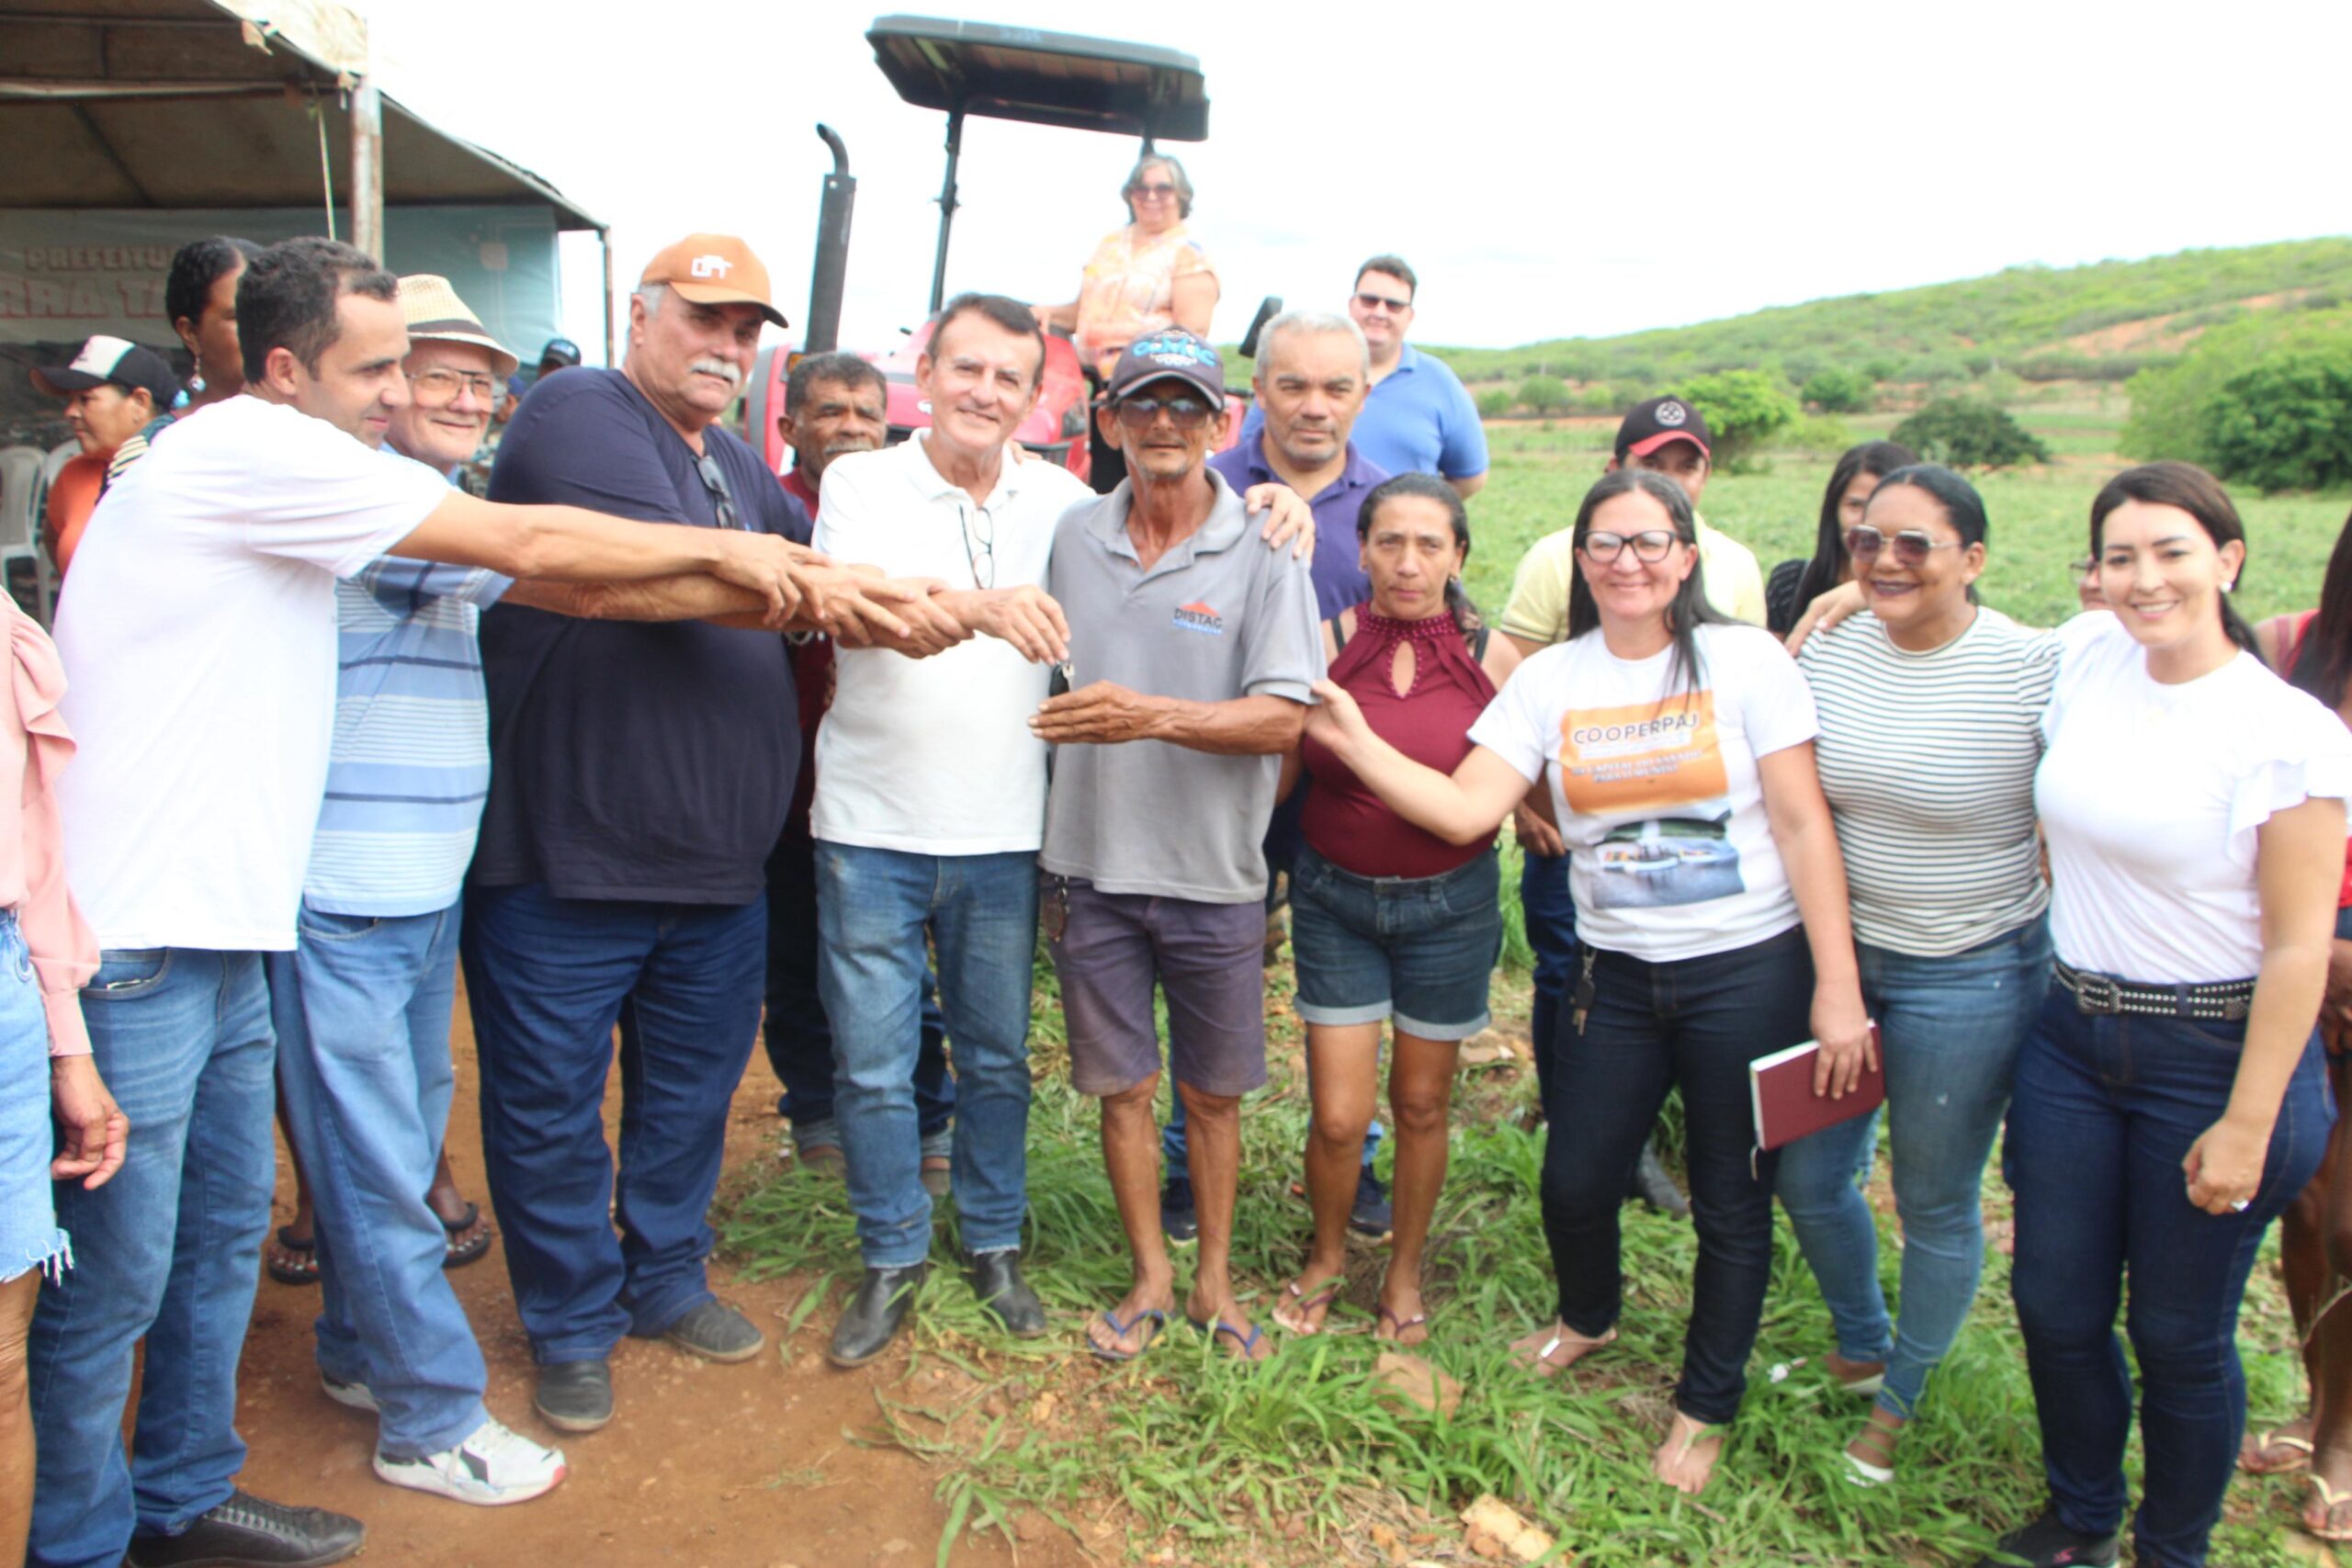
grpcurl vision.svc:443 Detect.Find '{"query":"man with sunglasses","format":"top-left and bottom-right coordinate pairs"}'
top-left (1033, 329), bottom-right (1324, 1363)
top-left (1239, 255), bottom-right (1487, 501)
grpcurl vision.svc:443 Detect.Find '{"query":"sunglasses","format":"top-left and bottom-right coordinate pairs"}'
top-left (1128, 182), bottom-right (1179, 199)
top-left (1579, 529), bottom-right (1681, 564)
top-left (1845, 525), bottom-right (1959, 568)
top-left (405, 367), bottom-right (501, 406)
top-left (1354, 292), bottom-right (1412, 313)
top-left (695, 453), bottom-right (744, 532)
top-left (1114, 393), bottom-right (1215, 432)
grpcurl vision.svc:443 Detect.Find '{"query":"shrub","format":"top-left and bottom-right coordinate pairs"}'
top-left (2122, 306), bottom-right (2352, 464)
top-left (2199, 354), bottom-right (2352, 492)
top-left (1802, 366), bottom-right (1872, 413)
top-left (1890, 398), bottom-right (2051, 468)
top-left (1475, 388), bottom-right (1515, 420)
top-left (1517, 375), bottom-right (1570, 416)
top-left (1674, 368), bottom-right (1798, 465)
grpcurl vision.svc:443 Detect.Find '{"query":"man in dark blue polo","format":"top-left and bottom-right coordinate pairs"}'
top-left (1192, 310), bottom-right (1392, 1243)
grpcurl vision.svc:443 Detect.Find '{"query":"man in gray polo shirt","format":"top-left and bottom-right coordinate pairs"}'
top-left (1030, 329), bottom-right (1322, 1363)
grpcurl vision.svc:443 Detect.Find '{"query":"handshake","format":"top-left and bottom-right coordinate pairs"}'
top-left (710, 530), bottom-right (1072, 664)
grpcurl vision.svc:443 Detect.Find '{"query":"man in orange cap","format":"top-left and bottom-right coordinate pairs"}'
top-left (462, 233), bottom-right (959, 1435)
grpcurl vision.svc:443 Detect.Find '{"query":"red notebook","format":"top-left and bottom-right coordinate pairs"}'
top-left (1750, 1028), bottom-right (1883, 1152)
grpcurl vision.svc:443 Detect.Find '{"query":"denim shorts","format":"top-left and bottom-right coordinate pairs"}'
top-left (0, 911), bottom-right (68, 1282)
top-left (1289, 844), bottom-right (1502, 1041)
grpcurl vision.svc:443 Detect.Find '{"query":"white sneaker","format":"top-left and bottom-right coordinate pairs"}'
top-left (321, 1373), bottom-right (379, 1413)
top-left (373, 1416), bottom-right (567, 1506)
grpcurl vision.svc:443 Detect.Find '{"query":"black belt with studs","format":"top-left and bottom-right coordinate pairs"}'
top-left (2053, 960), bottom-right (2256, 1022)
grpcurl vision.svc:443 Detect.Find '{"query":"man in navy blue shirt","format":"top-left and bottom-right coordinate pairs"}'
top-left (1242, 256), bottom-right (1487, 499)
top-left (467, 234), bottom-right (885, 1435)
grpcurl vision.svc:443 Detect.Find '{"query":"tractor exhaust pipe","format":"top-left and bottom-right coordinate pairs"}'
top-left (805, 124), bottom-right (855, 355)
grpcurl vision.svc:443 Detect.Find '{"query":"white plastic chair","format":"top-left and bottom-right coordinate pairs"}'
top-left (0, 445), bottom-right (51, 625)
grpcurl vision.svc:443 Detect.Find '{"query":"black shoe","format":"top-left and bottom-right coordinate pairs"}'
top-left (124, 1489), bottom-right (364, 1567)
top-left (661, 1298), bottom-right (765, 1363)
top-left (1973, 1508), bottom-right (2120, 1568)
top-left (966, 1247), bottom-right (1046, 1337)
top-left (1628, 1141), bottom-right (1691, 1219)
top-left (1160, 1175), bottom-right (1199, 1246)
top-left (534, 1358), bottom-right (614, 1434)
top-left (829, 1261), bottom-right (928, 1367)
top-left (1349, 1168), bottom-right (1394, 1241)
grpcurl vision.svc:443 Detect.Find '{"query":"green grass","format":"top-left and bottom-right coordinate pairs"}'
top-left (721, 947), bottom-right (2312, 1566)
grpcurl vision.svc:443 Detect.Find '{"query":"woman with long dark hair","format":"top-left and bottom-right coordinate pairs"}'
top-left (2236, 508), bottom-right (2352, 1543)
top-left (1778, 464), bottom-right (2056, 1485)
top-left (164, 235), bottom-right (262, 413)
top-left (1269, 475), bottom-right (1520, 1345)
top-left (1985, 462), bottom-right (2346, 1568)
top-left (1763, 440), bottom-right (1917, 636)
top-left (1306, 468), bottom-right (1870, 1497)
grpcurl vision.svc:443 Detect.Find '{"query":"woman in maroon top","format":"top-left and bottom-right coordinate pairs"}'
top-left (1271, 474), bottom-right (1522, 1344)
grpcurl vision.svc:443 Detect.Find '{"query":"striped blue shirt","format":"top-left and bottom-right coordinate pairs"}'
top-left (304, 454), bottom-right (510, 916)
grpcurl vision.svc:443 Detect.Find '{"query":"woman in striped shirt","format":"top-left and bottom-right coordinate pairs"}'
top-left (1780, 464), bottom-right (2059, 1486)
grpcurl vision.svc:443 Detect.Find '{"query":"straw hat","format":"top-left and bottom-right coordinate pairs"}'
top-left (396, 275), bottom-right (520, 376)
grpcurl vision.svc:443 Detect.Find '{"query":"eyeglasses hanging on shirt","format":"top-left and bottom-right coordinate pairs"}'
top-left (694, 452), bottom-right (746, 532)
top-left (957, 501), bottom-right (996, 590)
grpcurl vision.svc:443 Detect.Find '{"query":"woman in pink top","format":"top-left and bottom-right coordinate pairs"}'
top-left (1269, 475), bottom-right (1521, 1346)
top-left (0, 595), bottom-right (122, 1563)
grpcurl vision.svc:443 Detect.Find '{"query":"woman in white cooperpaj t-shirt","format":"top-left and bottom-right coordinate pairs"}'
top-left (1305, 468), bottom-right (1872, 1499)
top-left (1982, 462), bottom-right (2349, 1568)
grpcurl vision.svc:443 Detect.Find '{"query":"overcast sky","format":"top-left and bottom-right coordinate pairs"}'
top-left (362, 1), bottom-right (2351, 362)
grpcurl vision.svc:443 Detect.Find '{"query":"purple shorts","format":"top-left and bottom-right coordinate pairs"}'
top-left (1046, 877), bottom-right (1266, 1097)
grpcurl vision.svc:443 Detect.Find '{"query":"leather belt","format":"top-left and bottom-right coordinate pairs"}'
top-left (2053, 960), bottom-right (2255, 1022)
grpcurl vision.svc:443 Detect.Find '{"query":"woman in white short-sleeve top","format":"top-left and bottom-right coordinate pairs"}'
top-left (1307, 468), bottom-right (1871, 1500)
top-left (1988, 462), bottom-right (2350, 1568)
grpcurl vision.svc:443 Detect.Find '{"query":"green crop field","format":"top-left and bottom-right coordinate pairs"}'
top-left (718, 402), bottom-right (2339, 1568)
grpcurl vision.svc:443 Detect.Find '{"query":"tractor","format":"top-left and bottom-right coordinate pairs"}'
top-left (740, 15), bottom-right (1275, 484)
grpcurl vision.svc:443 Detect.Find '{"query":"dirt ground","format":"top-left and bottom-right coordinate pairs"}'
top-left (228, 983), bottom-right (1096, 1568)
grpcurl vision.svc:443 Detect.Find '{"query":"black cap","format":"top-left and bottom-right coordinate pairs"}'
top-left (1103, 328), bottom-right (1226, 408)
top-left (31, 335), bottom-right (181, 408)
top-left (537, 337), bottom-right (582, 368)
top-left (1615, 396), bottom-right (1712, 461)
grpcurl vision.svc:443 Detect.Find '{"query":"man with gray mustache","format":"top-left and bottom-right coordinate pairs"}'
top-left (465, 234), bottom-right (963, 1433)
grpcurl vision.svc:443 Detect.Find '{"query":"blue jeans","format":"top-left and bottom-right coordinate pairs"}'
top-left (763, 822), bottom-right (953, 1138)
top-left (1520, 847), bottom-right (1577, 1116)
top-left (813, 844), bottom-right (1035, 1266)
top-left (461, 882), bottom-right (765, 1364)
top-left (2008, 987), bottom-right (2333, 1567)
top-left (28, 949), bottom-right (275, 1568)
top-left (1544, 925), bottom-right (1813, 1425)
top-left (1775, 917), bottom-right (2052, 1418)
top-left (266, 901), bottom-right (485, 1458)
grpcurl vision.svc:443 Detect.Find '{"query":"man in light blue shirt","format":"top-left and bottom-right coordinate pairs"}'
top-left (1241, 254), bottom-right (1487, 499)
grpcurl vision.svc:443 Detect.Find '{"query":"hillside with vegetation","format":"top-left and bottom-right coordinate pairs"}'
top-left (1425, 236), bottom-right (2352, 402)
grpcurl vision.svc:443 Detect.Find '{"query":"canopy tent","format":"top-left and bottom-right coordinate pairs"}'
top-left (0, 0), bottom-right (610, 443)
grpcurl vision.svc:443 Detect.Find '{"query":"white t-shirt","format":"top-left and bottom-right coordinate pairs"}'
top-left (2038, 611), bottom-right (2352, 983)
top-left (811, 435), bottom-right (1090, 854)
top-left (54, 396), bottom-right (450, 950)
top-left (1470, 620), bottom-right (1818, 961)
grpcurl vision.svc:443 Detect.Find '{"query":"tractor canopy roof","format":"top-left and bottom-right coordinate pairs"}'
top-left (866, 15), bottom-right (1209, 141)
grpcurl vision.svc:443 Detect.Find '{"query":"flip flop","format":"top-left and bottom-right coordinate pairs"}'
top-left (2308, 1474), bottom-right (2352, 1542)
top-left (2245, 1426), bottom-right (2316, 1474)
top-left (1519, 1325), bottom-right (1614, 1377)
top-left (1188, 1314), bottom-right (1271, 1362)
top-left (1272, 1277), bottom-right (1341, 1336)
top-left (1088, 1307), bottom-right (1166, 1363)
top-left (1375, 1303), bottom-right (1430, 1344)
top-left (439, 1201), bottom-right (492, 1270)
top-left (266, 1225), bottom-right (321, 1287)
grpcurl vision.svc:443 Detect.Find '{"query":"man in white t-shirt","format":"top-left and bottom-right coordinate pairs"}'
top-left (811, 294), bottom-right (1084, 1369)
top-left (25, 237), bottom-right (874, 1568)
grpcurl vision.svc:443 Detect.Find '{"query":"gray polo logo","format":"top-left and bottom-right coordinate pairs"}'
top-left (1172, 599), bottom-right (1224, 637)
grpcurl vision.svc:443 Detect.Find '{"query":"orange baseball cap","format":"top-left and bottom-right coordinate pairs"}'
top-left (639, 233), bottom-right (787, 328)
